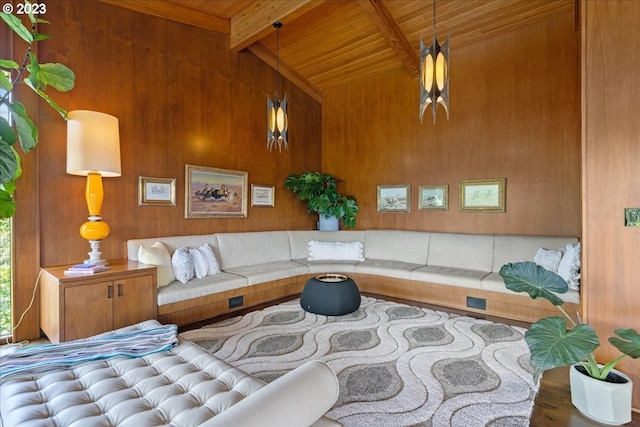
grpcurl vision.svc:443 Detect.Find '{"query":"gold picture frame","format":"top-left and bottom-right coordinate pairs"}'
top-left (138, 176), bottom-right (176, 206)
top-left (459, 178), bottom-right (506, 212)
top-left (418, 185), bottom-right (448, 210)
top-left (185, 165), bottom-right (248, 218)
top-left (377, 185), bottom-right (411, 213)
top-left (251, 184), bottom-right (275, 207)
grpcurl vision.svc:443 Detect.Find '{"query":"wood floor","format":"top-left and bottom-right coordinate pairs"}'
top-left (180, 293), bottom-right (640, 427)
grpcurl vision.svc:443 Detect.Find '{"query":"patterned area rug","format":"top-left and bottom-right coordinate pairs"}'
top-left (180, 296), bottom-right (539, 427)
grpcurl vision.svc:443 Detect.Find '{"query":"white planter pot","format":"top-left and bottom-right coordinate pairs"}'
top-left (569, 364), bottom-right (633, 425)
top-left (318, 215), bottom-right (339, 231)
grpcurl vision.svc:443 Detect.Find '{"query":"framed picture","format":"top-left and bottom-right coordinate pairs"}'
top-left (138, 176), bottom-right (176, 206)
top-left (251, 184), bottom-right (275, 207)
top-left (377, 185), bottom-right (410, 213)
top-left (185, 165), bottom-right (248, 218)
top-left (459, 178), bottom-right (506, 212)
top-left (418, 185), bottom-right (448, 210)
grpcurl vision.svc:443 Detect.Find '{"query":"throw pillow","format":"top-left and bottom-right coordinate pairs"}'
top-left (533, 247), bottom-right (563, 273)
top-left (199, 243), bottom-right (220, 275)
top-left (189, 247), bottom-right (209, 279)
top-left (557, 242), bottom-right (581, 291)
top-left (188, 244), bottom-right (220, 278)
top-left (138, 242), bottom-right (175, 287)
top-left (172, 247), bottom-right (195, 284)
top-left (307, 240), bottom-right (365, 261)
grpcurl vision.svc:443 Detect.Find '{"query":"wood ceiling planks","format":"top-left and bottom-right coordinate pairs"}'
top-left (99, 0), bottom-right (576, 99)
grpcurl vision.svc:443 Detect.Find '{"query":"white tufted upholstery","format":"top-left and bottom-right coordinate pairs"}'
top-left (0, 321), bottom-right (340, 427)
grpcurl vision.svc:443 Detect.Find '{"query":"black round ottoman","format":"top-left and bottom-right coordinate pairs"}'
top-left (300, 273), bottom-right (361, 316)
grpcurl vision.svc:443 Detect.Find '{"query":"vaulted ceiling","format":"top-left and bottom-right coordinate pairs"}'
top-left (99, 0), bottom-right (576, 103)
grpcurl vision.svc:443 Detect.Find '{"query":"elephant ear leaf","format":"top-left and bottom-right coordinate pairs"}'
top-left (525, 317), bottom-right (599, 372)
top-left (499, 261), bottom-right (568, 306)
top-left (609, 329), bottom-right (640, 359)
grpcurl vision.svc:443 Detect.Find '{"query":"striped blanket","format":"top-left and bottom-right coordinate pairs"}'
top-left (0, 323), bottom-right (178, 381)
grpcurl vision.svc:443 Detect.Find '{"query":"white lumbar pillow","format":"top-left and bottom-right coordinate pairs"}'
top-left (138, 242), bottom-right (175, 287)
top-left (308, 240), bottom-right (365, 261)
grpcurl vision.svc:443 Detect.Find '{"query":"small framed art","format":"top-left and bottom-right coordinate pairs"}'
top-left (459, 178), bottom-right (506, 212)
top-left (185, 165), bottom-right (248, 218)
top-left (377, 185), bottom-right (411, 213)
top-left (138, 176), bottom-right (176, 206)
top-left (251, 184), bottom-right (275, 207)
top-left (418, 185), bottom-right (448, 210)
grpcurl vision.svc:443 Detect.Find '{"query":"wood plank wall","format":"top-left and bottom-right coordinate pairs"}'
top-left (322, 11), bottom-right (581, 237)
top-left (10, 0), bottom-right (322, 340)
top-left (33, 0), bottom-right (322, 268)
top-left (582, 0), bottom-right (640, 409)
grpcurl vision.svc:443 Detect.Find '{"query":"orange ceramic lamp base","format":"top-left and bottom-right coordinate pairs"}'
top-left (81, 172), bottom-right (109, 264)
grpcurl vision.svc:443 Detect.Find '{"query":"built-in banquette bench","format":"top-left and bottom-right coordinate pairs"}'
top-left (127, 230), bottom-right (581, 326)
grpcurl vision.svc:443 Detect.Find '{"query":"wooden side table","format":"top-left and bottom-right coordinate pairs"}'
top-left (40, 259), bottom-right (157, 343)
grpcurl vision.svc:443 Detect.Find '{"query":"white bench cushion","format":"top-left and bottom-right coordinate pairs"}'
top-left (411, 266), bottom-right (488, 289)
top-left (364, 230), bottom-right (430, 264)
top-left (427, 233), bottom-right (495, 271)
top-left (216, 231), bottom-right (291, 270)
top-left (158, 272), bottom-right (248, 306)
top-left (224, 261), bottom-right (309, 285)
top-left (356, 259), bottom-right (423, 279)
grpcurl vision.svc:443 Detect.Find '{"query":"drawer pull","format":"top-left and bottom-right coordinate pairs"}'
top-left (107, 285), bottom-right (113, 299)
top-left (118, 283), bottom-right (123, 297)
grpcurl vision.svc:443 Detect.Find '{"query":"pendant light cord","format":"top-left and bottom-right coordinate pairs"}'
top-left (433, 0), bottom-right (437, 35)
top-left (274, 22), bottom-right (282, 95)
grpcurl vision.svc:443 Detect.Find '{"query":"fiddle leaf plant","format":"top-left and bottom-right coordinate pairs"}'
top-left (500, 261), bottom-right (640, 382)
top-left (284, 172), bottom-right (359, 229)
top-left (1, 9), bottom-right (75, 219)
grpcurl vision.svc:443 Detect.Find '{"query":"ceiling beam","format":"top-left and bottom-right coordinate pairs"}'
top-left (357, 0), bottom-right (420, 78)
top-left (230, 1), bottom-right (326, 52)
top-left (99, 0), bottom-right (230, 33)
top-left (248, 43), bottom-right (323, 104)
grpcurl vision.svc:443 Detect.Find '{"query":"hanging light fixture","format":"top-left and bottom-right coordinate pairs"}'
top-left (267, 21), bottom-right (288, 152)
top-left (420, 0), bottom-right (449, 124)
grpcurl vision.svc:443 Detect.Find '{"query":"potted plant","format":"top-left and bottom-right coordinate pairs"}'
top-left (284, 172), bottom-right (358, 230)
top-left (500, 261), bottom-right (640, 425)
top-left (1, 10), bottom-right (75, 219)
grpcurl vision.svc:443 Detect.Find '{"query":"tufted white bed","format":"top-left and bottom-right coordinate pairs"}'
top-left (0, 320), bottom-right (340, 427)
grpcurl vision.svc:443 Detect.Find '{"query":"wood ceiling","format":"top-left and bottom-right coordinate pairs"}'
top-left (100, 0), bottom-right (576, 103)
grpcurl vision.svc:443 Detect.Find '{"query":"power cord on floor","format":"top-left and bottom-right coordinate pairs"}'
top-left (2, 269), bottom-right (42, 349)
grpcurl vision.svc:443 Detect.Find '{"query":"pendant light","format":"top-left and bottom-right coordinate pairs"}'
top-left (267, 21), bottom-right (288, 152)
top-left (420, 0), bottom-right (449, 124)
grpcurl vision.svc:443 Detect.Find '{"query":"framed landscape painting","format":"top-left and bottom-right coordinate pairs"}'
top-left (418, 185), bottom-right (448, 210)
top-left (377, 185), bottom-right (410, 213)
top-left (185, 165), bottom-right (248, 218)
top-left (459, 178), bottom-right (506, 212)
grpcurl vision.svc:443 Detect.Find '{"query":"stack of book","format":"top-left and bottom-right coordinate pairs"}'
top-left (64, 263), bottom-right (111, 275)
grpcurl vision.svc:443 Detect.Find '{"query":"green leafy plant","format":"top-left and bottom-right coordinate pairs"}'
top-left (1, 9), bottom-right (75, 219)
top-left (284, 172), bottom-right (359, 229)
top-left (500, 261), bottom-right (640, 382)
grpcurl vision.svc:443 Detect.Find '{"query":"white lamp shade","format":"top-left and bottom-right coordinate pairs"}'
top-left (67, 110), bottom-right (121, 177)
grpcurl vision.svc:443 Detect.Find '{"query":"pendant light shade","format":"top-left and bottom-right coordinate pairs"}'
top-left (267, 93), bottom-right (288, 151)
top-left (420, 0), bottom-right (450, 124)
top-left (267, 22), bottom-right (288, 152)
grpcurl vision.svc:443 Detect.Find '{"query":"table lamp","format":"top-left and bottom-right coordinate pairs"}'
top-left (66, 110), bottom-right (121, 265)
